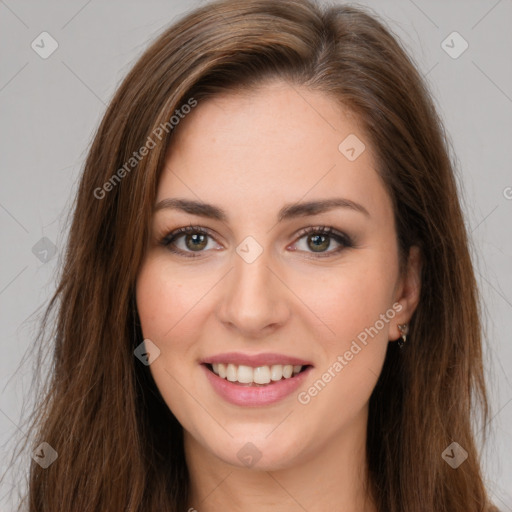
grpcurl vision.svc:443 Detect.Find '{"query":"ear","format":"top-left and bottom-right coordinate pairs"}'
top-left (389, 245), bottom-right (422, 341)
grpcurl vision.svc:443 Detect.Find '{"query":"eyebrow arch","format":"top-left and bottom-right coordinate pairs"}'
top-left (153, 197), bottom-right (370, 221)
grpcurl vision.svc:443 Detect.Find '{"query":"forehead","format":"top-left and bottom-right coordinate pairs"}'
top-left (157, 82), bottom-right (391, 224)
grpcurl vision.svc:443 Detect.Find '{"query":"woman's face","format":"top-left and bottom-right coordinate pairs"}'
top-left (136, 80), bottom-right (420, 470)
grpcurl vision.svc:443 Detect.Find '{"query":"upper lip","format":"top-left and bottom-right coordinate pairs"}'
top-left (201, 352), bottom-right (313, 367)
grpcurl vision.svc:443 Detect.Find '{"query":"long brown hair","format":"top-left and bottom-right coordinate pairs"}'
top-left (13, 0), bottom-right (497, 510)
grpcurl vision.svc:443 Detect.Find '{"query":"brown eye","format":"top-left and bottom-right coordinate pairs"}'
top-left (292, 226), bottom-right (353, 258)
top-left (160, 225), bottom-right (222, 258)
top-left (184, 233), bottom-right (208, 251)
top-left (307, 233), bottom-right (331, 252)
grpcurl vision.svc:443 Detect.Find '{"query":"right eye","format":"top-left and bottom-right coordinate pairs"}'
top-left (160, 225), bottom-right (223, 258)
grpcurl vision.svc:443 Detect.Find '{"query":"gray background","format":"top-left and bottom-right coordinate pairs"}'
top-left (0, 0), bottom-right (511, 509)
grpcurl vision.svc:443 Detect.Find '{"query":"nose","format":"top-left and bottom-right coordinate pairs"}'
top-left (216, 248), bottom-right (291, 338)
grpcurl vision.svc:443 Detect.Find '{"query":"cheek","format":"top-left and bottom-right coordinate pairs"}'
top-left (135, 258), bottom-right (205, 421)
top-left (301, 253), bottom-right (397, 411)
top-left (300, 258), bottom-right (397, 350)
top-left (296, 267), bottom-right (395, 425)
top-left (135, 257), bottom-right (206, 411)
top-left (136, 257), bottom-right (202, 342)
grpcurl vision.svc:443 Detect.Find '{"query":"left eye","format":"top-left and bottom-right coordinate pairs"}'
top-left (290, 227), bottom-right (353, 257)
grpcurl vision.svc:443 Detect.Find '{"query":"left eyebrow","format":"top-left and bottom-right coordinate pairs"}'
top-left (153, 197), bottom-right (370, 221)
top-left (277, 198), bottom-right (370, 221)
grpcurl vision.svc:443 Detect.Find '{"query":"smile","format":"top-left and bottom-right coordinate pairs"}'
top-left (207, 363), bottom-right (309, 386)
top-left (201, 363), bottom-right (313, 406)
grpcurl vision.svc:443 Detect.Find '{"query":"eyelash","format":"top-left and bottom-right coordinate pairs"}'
top-left (159, 224), bottom-right (354, 259)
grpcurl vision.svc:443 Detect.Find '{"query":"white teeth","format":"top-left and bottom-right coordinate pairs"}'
top-left (210, 363), bottom-right (305, 384)
top-left (270, 364), bottom-right (282, 381)
top-left (237, 365), bottom-right (253, 383)
top-left (282, 365), bottom-right (293, 378)
top-left (226, 363), bottom-right (237, 382)
top-left (253, 366), bottom-right (271, 384)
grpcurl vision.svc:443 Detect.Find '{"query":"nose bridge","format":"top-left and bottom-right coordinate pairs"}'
top-left (217, 242), bottom-right (289, 334)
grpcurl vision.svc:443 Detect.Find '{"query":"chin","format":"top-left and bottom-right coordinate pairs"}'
top-left (207, 431), bottom-right (305, 472)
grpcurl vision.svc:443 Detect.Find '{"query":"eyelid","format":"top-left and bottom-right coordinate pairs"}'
top-left (289, 225), bottom-right (353, 258)
top-left (159, 225), bottom-right (219, 258)
top-left (293, 225), bottom-right (349, 242)
top-left (160, 224), bottom-right (213, 243)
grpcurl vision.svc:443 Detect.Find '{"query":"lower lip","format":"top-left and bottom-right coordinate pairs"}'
top-left (202, 364), bottom-right (313, 407)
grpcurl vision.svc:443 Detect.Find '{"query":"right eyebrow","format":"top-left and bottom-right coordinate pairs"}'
top-left (154, 198), bottom-right (228, 221)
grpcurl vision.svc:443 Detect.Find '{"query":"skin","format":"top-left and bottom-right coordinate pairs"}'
top-left (135, 80), bottom-right (422, 512)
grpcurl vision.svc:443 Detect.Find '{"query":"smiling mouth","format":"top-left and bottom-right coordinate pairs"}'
top-left (204, 363), bottom-right (311, 386)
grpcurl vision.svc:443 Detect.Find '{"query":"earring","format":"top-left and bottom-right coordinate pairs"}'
top-left (397, 323), bottom-right (409, 349)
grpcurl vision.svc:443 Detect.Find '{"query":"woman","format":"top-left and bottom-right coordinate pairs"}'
top-left (19, 0), bottom-right (498, 510)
